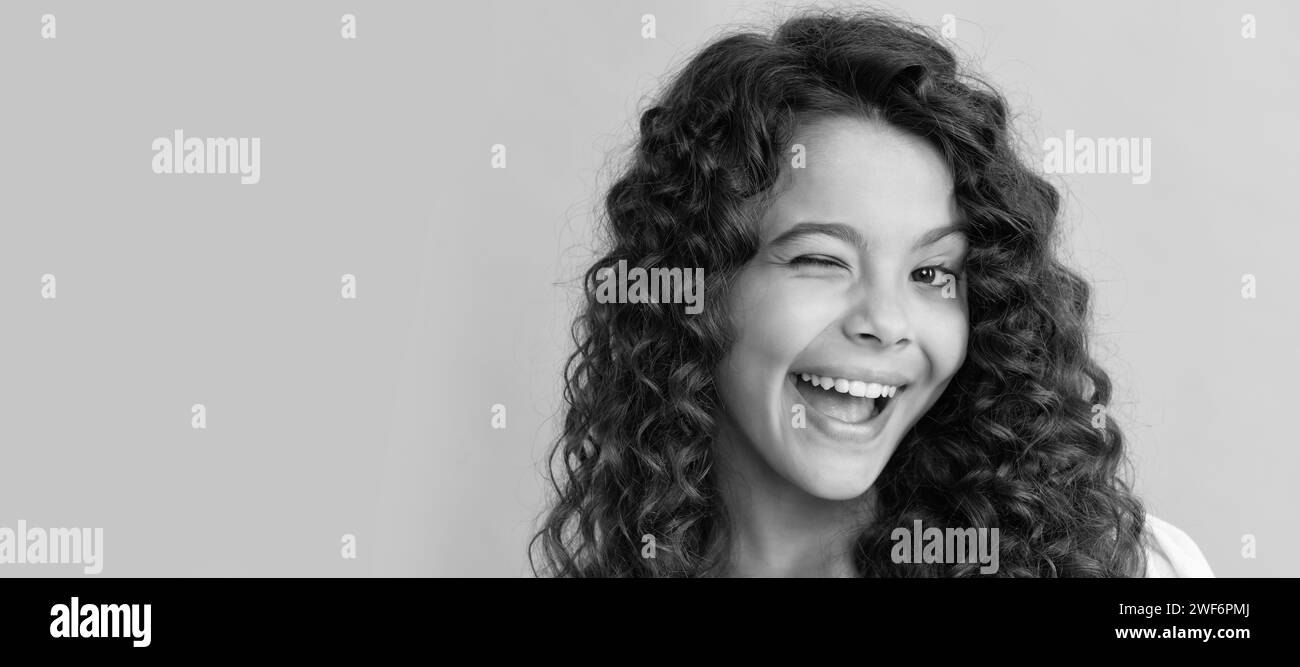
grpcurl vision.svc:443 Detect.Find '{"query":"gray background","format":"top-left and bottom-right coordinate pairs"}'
top-left (0, 0), bottom-right (1293, 577)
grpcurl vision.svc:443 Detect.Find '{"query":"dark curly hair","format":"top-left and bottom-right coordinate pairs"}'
top-left (531, 7), bottom-right (1148, 577)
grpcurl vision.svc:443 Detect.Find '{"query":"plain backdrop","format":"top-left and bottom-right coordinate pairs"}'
top-left (0, 0), bottom-right (1294, 577)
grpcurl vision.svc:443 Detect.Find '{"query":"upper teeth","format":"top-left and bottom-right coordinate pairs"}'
top-left (799, 373), bottom-right (900, 398)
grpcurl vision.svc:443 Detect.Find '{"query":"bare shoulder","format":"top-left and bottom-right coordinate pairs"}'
top-left (1143, 514), bottom-right (1215, 578)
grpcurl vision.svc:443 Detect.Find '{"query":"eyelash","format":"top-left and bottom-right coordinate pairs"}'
top-left (788, 256), bottom-right (963, 288)
top-left (788, 255), bottom-right (847, 269)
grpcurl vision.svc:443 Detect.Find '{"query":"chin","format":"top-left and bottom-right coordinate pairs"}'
top-left (800, 470), bottom-right (880, 501)
top-left (782, 429), bottom-right (897, 500)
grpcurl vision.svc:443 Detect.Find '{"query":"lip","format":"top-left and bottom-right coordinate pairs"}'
top-left (788, 374), bottom-right (901, 445)
top-left (791, 365), bottom-right (911, 387)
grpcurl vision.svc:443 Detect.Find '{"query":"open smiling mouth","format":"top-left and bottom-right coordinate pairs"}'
top-left (791, 372), bottom-right (906, 425)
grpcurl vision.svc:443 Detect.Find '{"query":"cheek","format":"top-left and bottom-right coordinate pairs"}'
top-left (715, 269), bottom-right (842, 432)
top-left (917, 299), bottom-right (969, 381)
top-left (724, 268), bottom-right (842, 373)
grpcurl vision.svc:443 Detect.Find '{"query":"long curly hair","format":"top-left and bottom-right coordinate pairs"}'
top-left (531, 7), bottom-right (1148, 577)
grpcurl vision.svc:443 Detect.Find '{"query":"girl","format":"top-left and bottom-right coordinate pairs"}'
top-left (531, 8), bottom-right (1213, 577)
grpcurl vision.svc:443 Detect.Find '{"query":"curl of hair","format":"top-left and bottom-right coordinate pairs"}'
top-left (531, 7), bottom-right (1148, 577)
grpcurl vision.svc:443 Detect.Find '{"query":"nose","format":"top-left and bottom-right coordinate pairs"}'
top-left (841, 281), bottom-right (911, 348)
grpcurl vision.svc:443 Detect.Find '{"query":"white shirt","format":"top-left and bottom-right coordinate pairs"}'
top-left (1143, 514), bottom-right (1215, 577)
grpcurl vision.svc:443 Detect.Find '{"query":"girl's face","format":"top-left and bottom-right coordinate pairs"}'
top-left (715, 115), bottom-right (970, 501)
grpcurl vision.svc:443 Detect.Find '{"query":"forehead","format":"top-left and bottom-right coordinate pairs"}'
top-left (757, 115), bottom-right (962, 244)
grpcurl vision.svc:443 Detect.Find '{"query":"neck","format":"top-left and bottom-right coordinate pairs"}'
top-left (714, 425), bottom-right (874, 578)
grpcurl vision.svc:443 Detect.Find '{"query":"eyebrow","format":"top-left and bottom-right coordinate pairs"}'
top-left (911, 223), bottom-right (967, 250)
top-left (767, 221), bottom-right (967, 251)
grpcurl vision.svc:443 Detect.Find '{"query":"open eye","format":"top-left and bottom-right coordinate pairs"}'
top-left (911, 265), bottom-right (961, 288)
